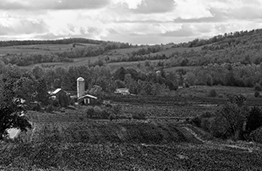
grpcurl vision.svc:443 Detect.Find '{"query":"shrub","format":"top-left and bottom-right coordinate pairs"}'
top-left (246, 106), bottom-right (262, 133)
top-left (218, 94), bottom-right (223, 98)
top-left (249, 127), bottom-right (262, 143)
top-left (190, 112), bottom-right (214, 130)
top-left (254, 83), bottom-right (262, 91)
top-left (254, 91), bottom-right (260, 98)
top-left (184, 82), bottom-right (190, 88)
top-left (208, 89), bottom-right (217, 97)
top-left (112, 104), bottom-right (122, 115)
top-left (86, 106), bottom-right (95, 118)
top-left (209, 116), bottom-right (230, 139)
top-left (200, 112), bottom-right (213, 118)
top-left (46, 105), bottom-right (54, 113)
top-left (86, 106), bottom-right (110, 119)
top-left (190, 117), bottom-right (201, 127)
top-left (144, 60), bottom-right (151, 67)
top-left (93, 106), bottom-right (103, 114)
top-left (108, 113), bottom-right (116, 121)
top-left (132, 113), bottom-right (146, 120)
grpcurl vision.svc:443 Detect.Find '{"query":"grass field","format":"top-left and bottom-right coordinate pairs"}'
top-left (174, 85), bottom-right (257, 99)
top-left (1, 94), bottom-right (262, 170)
top-left (0, 43), bottom-right (97, 56)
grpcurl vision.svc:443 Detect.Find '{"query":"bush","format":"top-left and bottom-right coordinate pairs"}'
top-left (200, 112), bottom-right (214, 118)
top-left (86, 106), bottom-right (95, 118)
top-left (208, 89), bottom-right (217, 97)
top-left (112, 104), bottom-right (122, 115)
top-left (246, 106), bottom-right (262, 133)
top-left (86, 106), bottom-right (110, 119)
top-left (190, 112), bottom-right (214, 129)
top-left (132, 113), bottom-right (146, 120)
top-left (254, 91), bottom-right (260, 98)
top-left (249, 127), bottom-right (262, 143)
top-left (254, 83), bottom-right (262, 91)
top-left (218, 94), bottom-right (223, 98)
top-left (94, 106), bottom-right (103, 114)
top-left (108, 113), bottom-right (116, 121)
top-left (184, 82), bottom-right (190, 88)
top-left (190, 117), bottom-right (201, 127)
top-left (46, 105), bottom-right (54, 113)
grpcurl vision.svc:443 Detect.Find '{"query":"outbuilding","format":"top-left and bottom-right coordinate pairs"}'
top-left (114, 88), bottom-right (130, 95)
top-left (78, 94), bottom-right (99, 105)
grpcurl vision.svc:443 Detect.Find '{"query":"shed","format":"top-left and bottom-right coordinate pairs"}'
top-left (114, 88), bottom-right (130, 95)
top-left (78, 94), bottom-right (99, 105)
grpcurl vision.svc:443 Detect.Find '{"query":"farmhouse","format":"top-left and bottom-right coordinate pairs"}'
top-left (78, 94), bottom-right (99, 105)
top-left (114, 88), bottom-right (130, 95)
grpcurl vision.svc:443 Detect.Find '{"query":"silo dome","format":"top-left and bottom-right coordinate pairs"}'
top-left (77, 77), bottom-right (85, 82)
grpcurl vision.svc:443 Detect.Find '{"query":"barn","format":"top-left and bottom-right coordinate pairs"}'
top-left (50, 88), bottom-right (70, 107)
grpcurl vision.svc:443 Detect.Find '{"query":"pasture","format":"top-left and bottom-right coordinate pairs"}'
top-left (0, 43), bottom-right (97, 56)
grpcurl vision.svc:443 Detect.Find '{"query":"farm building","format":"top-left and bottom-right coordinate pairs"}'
top-left (78, 94), bottom-right (99, 105)
top-left (49, 88), bottom-right (70, 107)
top-left (114, 88), bottom-right (130, 95)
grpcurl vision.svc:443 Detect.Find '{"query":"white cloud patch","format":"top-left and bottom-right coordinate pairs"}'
top-left (132, 0), bottom-right (176, 14)
top-left (0, 0), bottom-right (110, 10)
top-left (0, 17), bottom-right (47, 35)
top-left (161, 25), bottom-right (196, 37)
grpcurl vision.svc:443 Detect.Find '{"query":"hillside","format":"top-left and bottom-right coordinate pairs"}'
top-left (1, 28), bottom-right (262, 70)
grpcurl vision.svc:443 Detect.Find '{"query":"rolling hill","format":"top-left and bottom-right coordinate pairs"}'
top-left (1, 28), bottom-right (262, 71)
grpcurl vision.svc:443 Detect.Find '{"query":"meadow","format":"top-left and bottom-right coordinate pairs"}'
top-left (0, 43), bottom-right (97, 56)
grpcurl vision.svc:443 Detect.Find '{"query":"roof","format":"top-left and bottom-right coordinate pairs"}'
top-left (78, 94), bottom-right (98, 100)
top-left (50, 88), bottom-right (62, 95)
top-left (115, 88), bottom-right (130, 93)
top-left (116, 88), bottom-right (129, 91)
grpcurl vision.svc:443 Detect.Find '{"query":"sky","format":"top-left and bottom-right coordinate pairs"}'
top-left (0, 0), bottom-right (262, 45)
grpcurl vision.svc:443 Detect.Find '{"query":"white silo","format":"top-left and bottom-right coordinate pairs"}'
top-left (77, 77), bottom-right (85, 98)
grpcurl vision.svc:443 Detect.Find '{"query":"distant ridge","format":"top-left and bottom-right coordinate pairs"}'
top-left (0, 38), bottom-right (110, 47)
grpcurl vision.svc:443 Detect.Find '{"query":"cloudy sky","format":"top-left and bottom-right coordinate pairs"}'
top-left (0, 0), bottom-right (262, 44)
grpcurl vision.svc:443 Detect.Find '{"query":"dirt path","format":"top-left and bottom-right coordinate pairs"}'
top-left (182, 126), bottom-right (261, 152)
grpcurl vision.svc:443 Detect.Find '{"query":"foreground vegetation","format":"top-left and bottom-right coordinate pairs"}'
top-left (0, 104), bottom-right (261, 170)
top-left (1, 141), bottom-right (262, 170)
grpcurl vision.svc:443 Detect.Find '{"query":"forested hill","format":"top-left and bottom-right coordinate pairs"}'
top-left (0, 38), bottom-right (133, 47)
top-left (122, 28), bottom-right (262, 66)
top-left (181, 28), bottom-right (262, 65)
top-left (186, 29), bottom-right (262, 48)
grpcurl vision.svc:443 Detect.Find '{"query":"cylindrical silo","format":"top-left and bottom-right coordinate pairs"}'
top-left (77, 77), bottom-right (85, 98)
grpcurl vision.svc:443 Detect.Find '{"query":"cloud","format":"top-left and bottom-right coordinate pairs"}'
top-left (173, 8), bottom-right (227, 23)
top-left (0, 0), bottom-right (110, 10)
top-left (114, 19), bottom-right (174, 24)
top-left (0, 0), bottom-right (262, 45)
top-left (174, 0), bottom-right (262, 23)
top-left (0, 18), bottom-right (47, 35)
top-left (161, 25), bottom-right (195, 37)
top-left (131, 0), bottom-right (176, 14)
